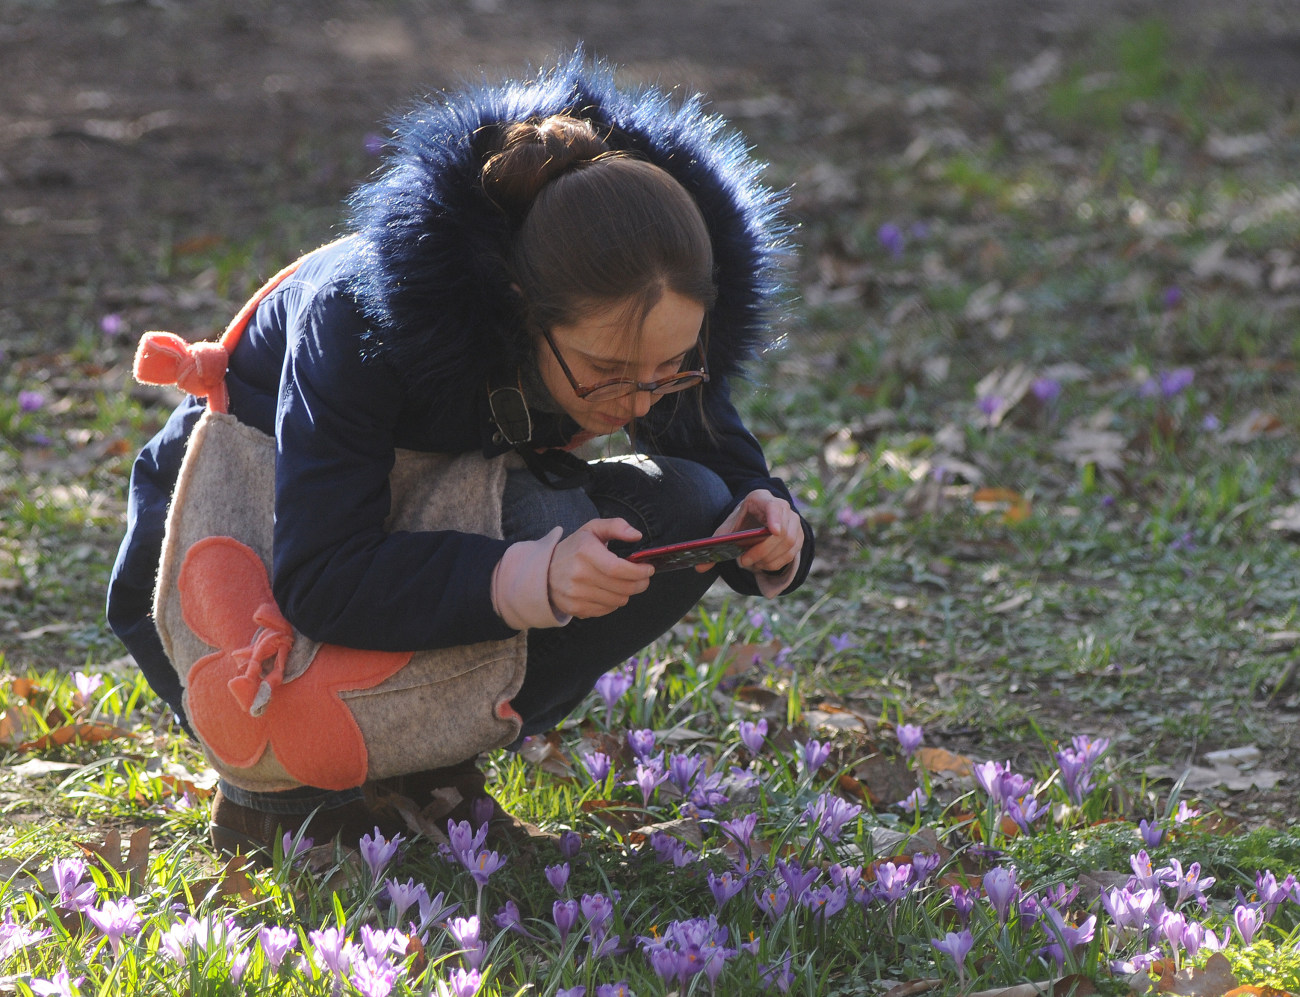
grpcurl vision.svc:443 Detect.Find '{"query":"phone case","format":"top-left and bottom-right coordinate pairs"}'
top-left (626, 527), bottom-right (770, 572)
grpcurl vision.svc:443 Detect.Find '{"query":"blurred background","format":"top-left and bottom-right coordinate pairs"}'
top-left (2, 0), bottom-right (1298, 350)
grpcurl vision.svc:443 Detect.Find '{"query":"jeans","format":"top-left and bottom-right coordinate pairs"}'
top-left (504, 454), bottom-right (731, 738)
top-left (226, 452), bottom-right (730, 812)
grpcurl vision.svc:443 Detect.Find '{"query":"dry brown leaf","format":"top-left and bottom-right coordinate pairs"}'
top-left (0, 705), bottom-right (42, 747)
top-left (518, 731), bottom-right (576, 779)
top-left (968, 977), bottom-right (1095, 997)
top-left (132, 773), bottom-right (210, 805)
top-left (853, 754), bottom-right (917, 807)
top-left (1142, 953), bottom-right (1237, 997)
top-left (628, 817), bottom-right (703, 849)
top-left (915, 746), bottom-right (975, 777)
top-left (8, 676), bottom-right (45, 701)
top-left (183, 855), bottom-right (258, 907)
top-left (18, 721), bottom-right (137, 751)
top-left (1222, 987), bottom-right (1295, 997)
top-left (699, 641), bottom-right (784, 674)
top-left (580, 799), bottom-right (645, 837)
top-left (972, 486), bottom-right (1032, 524)
top-left (79, 826), bottom-right (150, 884)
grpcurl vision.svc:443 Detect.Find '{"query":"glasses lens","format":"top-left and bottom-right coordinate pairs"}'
top-left (652, 372), bottom-right (706, 395)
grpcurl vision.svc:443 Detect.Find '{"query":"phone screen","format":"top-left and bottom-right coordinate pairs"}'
top-left (626, 527), bottom-right (771, 571)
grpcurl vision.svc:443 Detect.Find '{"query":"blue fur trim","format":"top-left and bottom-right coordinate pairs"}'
top-left (344, 50), bottom-right (792, 399)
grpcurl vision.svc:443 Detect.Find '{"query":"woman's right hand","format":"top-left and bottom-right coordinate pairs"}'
top-left (548, 519), bottom-right (654, 619)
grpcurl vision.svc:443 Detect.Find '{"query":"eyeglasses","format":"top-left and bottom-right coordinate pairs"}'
top-left (541, 327), bottom-right (709, 402)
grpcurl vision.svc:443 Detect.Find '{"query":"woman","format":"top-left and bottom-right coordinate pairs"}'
top-left (107, 53), bottom-right (814, 853)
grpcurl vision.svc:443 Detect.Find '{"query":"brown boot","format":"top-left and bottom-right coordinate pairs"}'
top-left (209, 787), bottom-right (404, 861)
top-left (368, 758), bottom-right (550, 849)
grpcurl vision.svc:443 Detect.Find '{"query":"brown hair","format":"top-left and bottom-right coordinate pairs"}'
top-left (481, 114), bottom-right (717, 337)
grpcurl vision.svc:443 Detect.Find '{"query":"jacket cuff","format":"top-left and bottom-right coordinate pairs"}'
top-left (753, 560), bottom-right (798, 598)
top-left (490, 526), bottom-right (571, 631)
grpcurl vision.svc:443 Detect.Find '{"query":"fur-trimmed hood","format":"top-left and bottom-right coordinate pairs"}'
top-left (344, 51), bottom-right (792, 401)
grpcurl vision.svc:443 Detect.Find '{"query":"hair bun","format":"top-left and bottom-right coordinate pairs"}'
top-left (481, 115), bottom-right (610, 220)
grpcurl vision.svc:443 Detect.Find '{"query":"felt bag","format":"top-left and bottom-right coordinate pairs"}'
top-left (135, 252), bottom-right (527, 793)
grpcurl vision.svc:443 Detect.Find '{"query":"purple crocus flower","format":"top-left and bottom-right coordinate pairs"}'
top-left (1044, 908), bottom-right (1096, 959)
top-left (415, 889), bottom-right (459, 935)
top-left (1234, 904), bottom-right (1264, 946)
top-left (977, 394), bottom-right (1002, 417)
top-left (738, 718), bottom-right (767, 755)
top-left (802, 883), bottom-right (849, 922)
top-left (897, 787), bottom-right (928, 813)
top-left (719, 812), bottom-right (758, 852)
top-left (801, 792), bottom-right (862, 843)
top-left (594, 664), bottom-right (635, 714)
top-left (877, 222), bottom-right (905, 258)
top-left (72, 670), bottom-right (103, 702)
top-left (580, 893), bottom-right (615, 933)
top-left (797, 739), bottom-right (831, 772)
top-left (1138, 819), bottom-right (1164, 848)
top-left (258, 925), bottom-right (298, 971)
top-left (444, 968), bottom-right (483, 997)
top-left (759, 951), bottom-right (795, 993)
top-left (359, 828), bottom-right (404, 881)
top-left (100, 313), bottom-right (126, 337)
top-left (1129, 850), bottom-right (1163, 891)
top-left (19, 391), bottom-right (46, 413)
top-left (50, 857), bottom-right (96, 911)
top-left (895, 724), bottom-right (924, 757)
top-left (755, 883), bottom-right (791, 921)
top-left (1163, 286), bottom-right (1183, 310)
top-left (666, 753), bottom-right (703, 794)
top-left (627, 728), bottom-right (657, 760)
top-left (555, 988), bottom-right (586, 997)
top-left (1101, 885), bottom-right (1162, 937)
top-left (553, 899), bottom-right (581, 943)
top-left (983, 866), bottom-right (1019, 924)
top-left (776, 858), bottom-right (818, 899)
top-left (1031, 377), bottom-right (1062, 404)
top-left (29, 968), bottom-right (82, 997)
top-left (1255, 870), bottom-right (1297, 920)
top-left (950, 885), bottom-right (977, 925)
top-left (594, 983), bottom-right (633, 997)
top-left (1160, 367), bottom-right (1194, 397)
top-left (494, 899), bottom-right (532, 937)
top-left (1164, 858), bottom-right (1215, 911)
top-left (1005, 793), bottom-right (1049, 833)
top-left (707, 869), bottom-right (745, 907)
top-left (632, 760), bottom-right (668, 806)
top-left (931, 929), bottom-right (973, 984)
top-left (581, 751), bottom-right (612, 785)
top-left (545, 862), bottom-right (571, 894)
top-left (447, 915), bottom-right (485, 970)
top-left (466, 848), bottom-right (506, 886)
top-left (349, 955), bottom-right (400, 997)
top-left (874, 861), bottom-right (913, 904)
top-left (558, 830), bottom-right (582, 859)
top-left (308, 925), bottom-right (355, 979)
top-left (384, 878), bottom-right (424, 924)
top-left (828, 632), bottom-right (857, 653)
top-left (84, 897), bottom-right (142, 956)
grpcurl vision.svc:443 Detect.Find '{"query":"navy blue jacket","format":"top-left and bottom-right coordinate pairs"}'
top-left (107, 54), bottom-right (814, 717)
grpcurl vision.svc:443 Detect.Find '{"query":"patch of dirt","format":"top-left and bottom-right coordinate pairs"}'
top-left (3, 0), bottom-right (1299, 347)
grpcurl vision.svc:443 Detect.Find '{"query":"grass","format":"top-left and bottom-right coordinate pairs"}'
top-left (4, 15), bottom-right (1300, 996)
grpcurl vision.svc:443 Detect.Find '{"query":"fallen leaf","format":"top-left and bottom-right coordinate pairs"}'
top-left (968, 977), bottom-right (1096, 997)
top-left (0, 705), bottom-right (42, 747)
top-left (1173, 953), bottom-right (1238, 996)
top-left (183, 855), bottom-right (258, 907)
top-left (852, 754), bottom-right (917, 806)
top-left (580, 799), bottom-right (646, 837)
top-left (7, 676), bottom-right (45, 701)
top-left (972, 486), bottom-right (1032, 524)
top-left (79, 827), bottom-right (150, 884)
top-left (18, 721), bottom-right (137, 751)
top-left (518, 731), bottom-right (575, 779)
top-left (132, 773), bottom-right (209, 805)
top-left (915, 746), bottom-right (975, 778)
top-left (627, 817), bottom-right (703, 849)
top-left (1222, 987), bottom-right (1295, 997)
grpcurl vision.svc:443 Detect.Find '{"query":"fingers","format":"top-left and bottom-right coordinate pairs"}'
top-left (548, 519), bottom-right (654, 619)
top-left (731, 491), bottom-right (804, 574)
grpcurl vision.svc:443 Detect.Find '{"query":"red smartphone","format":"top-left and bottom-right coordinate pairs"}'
top-left (626, 526), bottom-right (771, 571)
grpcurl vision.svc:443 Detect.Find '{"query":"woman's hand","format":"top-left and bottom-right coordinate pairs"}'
top-left (699, 490), bottom-right (803, 577)
top-left (548, 519), bottom-right (654, 619)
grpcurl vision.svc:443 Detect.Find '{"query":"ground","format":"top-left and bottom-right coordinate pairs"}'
top-left (4, 0), bottom-right (1300, 827)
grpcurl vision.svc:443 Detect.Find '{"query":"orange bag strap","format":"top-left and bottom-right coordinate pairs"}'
top-left (132, 249), bottom-right (316, 414)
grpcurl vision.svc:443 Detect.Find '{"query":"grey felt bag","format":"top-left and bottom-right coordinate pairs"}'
top-left (153, 408), bottom-right (527, 793)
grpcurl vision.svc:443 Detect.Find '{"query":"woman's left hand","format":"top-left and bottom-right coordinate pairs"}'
top-left (698, 489), bottom-right (803, 577)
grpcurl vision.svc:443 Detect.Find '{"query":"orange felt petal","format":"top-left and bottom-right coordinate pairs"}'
top-left (186, 650), bottom-right (271, 769)
top-left (263, 643), bottom-right (411, 790)
top-left (178, 537), bottom-right (274, 651)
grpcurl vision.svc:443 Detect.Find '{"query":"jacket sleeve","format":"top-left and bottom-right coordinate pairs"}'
top-left (636, 375), bottom-right (815, 597)
top-left (269, 288), bottom-right (518, 650)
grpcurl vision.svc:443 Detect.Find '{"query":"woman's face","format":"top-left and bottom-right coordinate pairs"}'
top-left (538, 290), bottom-right (706, 435)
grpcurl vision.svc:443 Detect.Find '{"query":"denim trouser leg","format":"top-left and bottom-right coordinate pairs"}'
top-left (504, 454), bottom-right (732, 738)
top-left (226, 454), bottom-right (729, 812)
